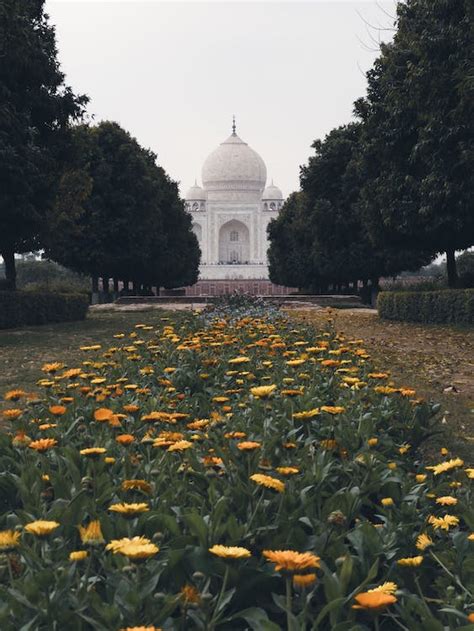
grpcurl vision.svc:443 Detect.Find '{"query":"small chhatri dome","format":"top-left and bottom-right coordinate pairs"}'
top-left (185, 180), bottom-right (207, 201)
top-left (202, 119), bottom-right (267, 203)
top-left (262, 180), bottom-right (283, 201)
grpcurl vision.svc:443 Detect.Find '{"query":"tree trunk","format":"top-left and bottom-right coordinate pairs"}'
top-left (92, 276), bottom-right (99, 293)
top-left (370, 277), bottom-right (380, 308)
top-left (2, 248), bottom-right (16, 290)
top-left (113, 278), bottom-right (119, 293)
top-left (446, 248), bottom-right (458, 288)
top-left (132, 280), bottom-right (139, 294)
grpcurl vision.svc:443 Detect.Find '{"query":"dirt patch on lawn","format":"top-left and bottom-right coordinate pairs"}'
top-left (293, 308), bottom-right (474, 463)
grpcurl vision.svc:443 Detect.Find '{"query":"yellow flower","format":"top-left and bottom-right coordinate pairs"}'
top-left (320, 406), bottom-right (345, 415)
top-left (250, 385), bottom-right (276, 398)
top-left (28, 438), bottom-right (58, 452)
top-left (428, 514), bottom-right (459, 531)
top-left (352, 591), bottom-right (397, 610)
top-left (237, 441), bottom-right (261, 451)
top-left (69, 550), bottom-right (88, 561)
top-left (24, 520), bottom-right (60, 537)
top-left (293, 573), bottom-right (317, 588)
top-left (78, 520), bottom-right (105, 545)
top-left (49, 405), bottom-right (67, 416)
top-left (465, 468), bottom-right (474, 479)
top-left (275, 467), bottom-right (299, 476)
top-left (228, 356), bottom-right (251, 364)
top-left (109, 502), bottom-right (149, 516)
top-left (368, 582), bottom-right (398, 595)
top-left (292, 409), bottom-right (320, 420)
top-left (4, 389), bottom-right (27, 401)
top-left (397, 556), bottom-right (423, 567)
top-left (209, 544), bottom-right (251, 559)
top-left (286, 359), bottom-right (306, 367)
top-left (250, 473), bottom-right (285, 493)
top-left (368, 438), bottom-right (378, 447)
top-left (2, 408), bottom-right (23, 420)
top-left (416, 534), bottom-right (433, 551)
top-left (80, 447), bottom-right (107, 457)
top-left (381, 498), bottom-right (394, 507)
top-left (41, 362), bottom-right (64, 373)
top-left (122, 480), bottom-right (152, 493)
top-left (107, 538), bottom-right (159, 561)
top-left (167, 440), bottom-right (193, 452)
top-left (426, 458), bottom-right (464, 475)
top-left (435, 496), bottom-right (458, 506)
top-left (263, 549), bottom-right (321, 573)
top-left (415, 474), bottom-right (427, 483)
top-left (0, 530), bottom-right (21, 551)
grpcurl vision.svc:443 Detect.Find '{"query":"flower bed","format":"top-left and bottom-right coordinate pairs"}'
top-left (1, 310), bottom-right (473, 629)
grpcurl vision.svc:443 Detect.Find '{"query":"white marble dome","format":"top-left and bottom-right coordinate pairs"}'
top-left (202, 132), bottom-right (267, 202)
top-left (186, 181), bottom-right (207, 200)
top-left (262, 181), bottom-right (283, 200)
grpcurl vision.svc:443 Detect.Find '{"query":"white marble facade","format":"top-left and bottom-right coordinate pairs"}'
top-left (184, 122), bottom-right (284, 280)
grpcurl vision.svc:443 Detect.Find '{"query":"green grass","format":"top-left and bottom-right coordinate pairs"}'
top-left (0, 310), bottom-right (176, 398)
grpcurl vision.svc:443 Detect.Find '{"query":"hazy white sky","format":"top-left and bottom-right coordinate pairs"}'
top-left (46, 1), bottom-right (396, 197)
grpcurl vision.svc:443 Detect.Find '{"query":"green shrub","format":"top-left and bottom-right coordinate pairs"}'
top-left (378, 289), bottom-right (474, 324)
top-left (0, 291), bottom-right (89, 329)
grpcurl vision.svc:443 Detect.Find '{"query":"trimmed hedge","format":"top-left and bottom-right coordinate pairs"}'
top-left (378, 289), bottom-right (474, 325)
top-left (0, 291), bottom-right (89, 329)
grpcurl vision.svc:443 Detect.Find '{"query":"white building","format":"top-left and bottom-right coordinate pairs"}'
top-left (184, 121), bottom-right (284, 280)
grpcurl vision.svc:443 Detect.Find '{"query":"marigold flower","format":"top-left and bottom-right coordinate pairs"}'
top-left (49, 405), bottom-right (67, 416)
top-left (397, 556), bottom-right (423, 567)
top-left (367, 373), bottom-right (389, 379)
top-left (0, 529), bottom-right (21, 551)
top-left (42, 363), bottom-right (64, 373)
top-left (435, 496), bottom-right (458, 506)
top-left (78, 520), bottom-right (105, 545)
top-left (12, 431), bottom-right (31, 447)
top-left (415, 474), bottom-right (427, 483)
top-left (24, 520), bottom-right (60, 537)
top-left (416, 533), bottom-right (433, 551)
top-left (352, 591), bottom-right (397, 610)
top-left (109, 539), bottom-right (159, 561)
top-left (250, 385), bottom-right (276, 398)
top-left (321, 405), bottom-right (345, 415)
top-left (465, 468), bottom-right (474, 479)
top-left (368, 582), bottom-right (397, 595)
top-left (180, 584), bottom-right (201, 604)
top-left (250, 474), bottom-right (285, 493)
top-left (93, 407), bottom-right (115, 422)
top-left (426, 458), bottom-right (464, 475)
top-left (122, 479), bottom-right (152, 493)
top-left (209, 544), bottom-right (251, 559)
top-left (263, 549), bottom-right (320, 572)
top-left (116, 433), bottom-right (135, 445)
top-left (28, 438), bottom-right (58, 452)
top-left (2, 408), bottom-right (23, 419)
top-left (109, 502), bottom-right (149, 516)
top-left (228, 356), bottom-right (251, 364)
top-left (381, 497), bottom-right (394, 507)
top-left (275, 467), bottom-right (299, 476)
top-left (80, 447), bottom-right (107, 457)
top-left (70, 550), bottom-right (88, 561)
top-left (167, 440), bottom-right (193, 452)
top-left (292, 409), bottom-right (320, 420)
top-left (237, 441), bottom-right (261, 451)
top-left (428, 514), bottom-right (459, 530)
top-left (368, 438), bottom-right (378, 447)
top-left (123, 404), bottom-right (140, 413)
top-left (4, 389), bottom-right (27, 401)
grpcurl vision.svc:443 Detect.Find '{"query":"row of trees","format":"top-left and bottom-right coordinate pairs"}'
top-left (0, 0), bottom-right (199, 291)
top-left (268, 0), bottom-right (473, 291)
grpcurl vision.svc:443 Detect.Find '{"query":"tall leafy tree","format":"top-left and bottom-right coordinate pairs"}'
top-left (0, 0), bottom-right (88, 288)
top-left (46, 122), bottom-right (199, 290)
top-left (355, 0), bottom-right (474, 287)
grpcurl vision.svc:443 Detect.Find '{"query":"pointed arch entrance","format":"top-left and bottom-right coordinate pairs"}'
top-left (218, 220), bottom-right (250, 264)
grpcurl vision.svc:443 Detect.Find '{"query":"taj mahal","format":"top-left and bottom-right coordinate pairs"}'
top-left (184, 120), bottom-right (284, 280)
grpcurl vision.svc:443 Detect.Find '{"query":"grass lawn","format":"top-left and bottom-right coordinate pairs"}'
top-left (0, 308), bottom-right (176, 398)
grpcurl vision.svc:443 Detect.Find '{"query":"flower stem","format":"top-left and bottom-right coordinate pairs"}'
top-left (285, 576), bottom-right (292, 631)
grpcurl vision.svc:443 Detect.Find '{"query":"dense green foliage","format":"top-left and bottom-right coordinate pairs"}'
top-left (0, 292), bottom-right (89, 329)
top-left (378, 289), bottom-right (474, 325)
top-left (45, 122), bottom-right (200, 291)
top-left (269, 0), bottom-right (473, 291)
top-left (0, 0), bottom-right (87, 289)
top-left (355, 0), bottom-right (473, 288)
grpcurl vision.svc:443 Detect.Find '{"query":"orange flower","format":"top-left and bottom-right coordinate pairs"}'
top-left (352, 591), bottom-right (397, 610)
top-left (78, 520), bottom-right (105, 545)
top-left (293, 573), bottom-right (317, 588)
top-left (263, 549), bottom-right (320, 573)
top-left (116, 434), bottom-right (135, 445)
top-left (181, 584), bottom-right (201, 605)
top-left (2, 408), bottom-right (23, 420)
top-left (94, 408), bottom-right (115, 422)
top-left (122, 479), bottom-right (152, 493)
top-left (237, 441), bottom-right (261, 451)
top-left (28, 438), bottom-right (58, 452)
top-left (4, 389), bottom-right (26, 401)
top-left (49, 405), bottom-right (67, 416)
top-left (250, 474), bottom-right (285, 493)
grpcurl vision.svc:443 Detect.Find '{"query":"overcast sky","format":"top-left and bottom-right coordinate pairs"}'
top-left (47, 1), bottom-right (396, 198)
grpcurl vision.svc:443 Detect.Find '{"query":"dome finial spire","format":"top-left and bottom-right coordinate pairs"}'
top-left (232, 114), bottom-right (236, 135)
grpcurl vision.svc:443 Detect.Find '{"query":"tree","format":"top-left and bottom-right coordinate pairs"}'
top-left (355, 0), bottom-right (474, 287)
top-left (0, 0), bottom-right (88, 288)
top-left (46, 122), bottom-right (199, 290)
